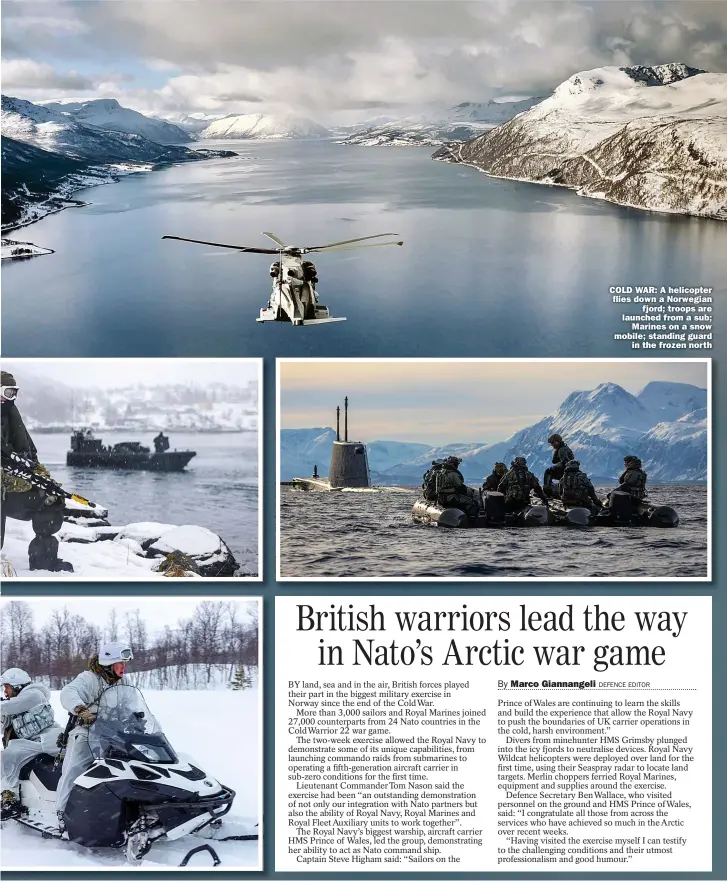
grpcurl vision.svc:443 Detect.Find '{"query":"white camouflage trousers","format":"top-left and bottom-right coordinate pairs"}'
top-left (1, 726), bottom-right (62, 795)
top-left (56, 727), bottom-right (94, 814)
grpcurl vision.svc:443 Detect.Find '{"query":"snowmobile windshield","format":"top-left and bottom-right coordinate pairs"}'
top-left (89, 684), bottom-right (178, 764)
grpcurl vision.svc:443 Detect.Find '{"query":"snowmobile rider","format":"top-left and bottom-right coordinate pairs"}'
top-left (1, 371), bottom-right (73, 573)
top-left (153, 432), bottom-right (170, 454)
top-left (497, 456), bottom-right (549, 513)
top-left (482, 462), bottom-right (508, 492)
top-left (613, 456), bottom-right (648, 500)
top-left (558, 460), bottom-right (603, 512)
top-left (435, 456), bottom-right (478, 519)
top-left (1, 668), bottom-right (61, 820)
top-left (55, 643), bottom-right (133, 824)
top-left (543, 434), bottom-right (574, 494)
top-left (422, 460), bottom-right (444, 501)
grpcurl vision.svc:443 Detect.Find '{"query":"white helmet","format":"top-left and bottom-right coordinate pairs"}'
top-left (98, 643), bottom-right (133, 666)
top-left (1, 668), bottom-right (31, 689)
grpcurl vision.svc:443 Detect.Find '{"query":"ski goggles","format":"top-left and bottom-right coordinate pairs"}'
top-left (118, 648), bottom-right (133, 661)
top-left (1, 386), bottom-right (19, 401)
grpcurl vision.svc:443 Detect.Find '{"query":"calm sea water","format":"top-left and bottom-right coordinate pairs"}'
top-left (2, 141), bottom-right (725, 357)
top-left (279, 484), bottom-right (707, 579)
top-left (36, 432), bottom-right (258, 575)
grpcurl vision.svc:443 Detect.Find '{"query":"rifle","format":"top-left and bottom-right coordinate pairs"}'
top-left (1, 449), bottom-right (95, 508)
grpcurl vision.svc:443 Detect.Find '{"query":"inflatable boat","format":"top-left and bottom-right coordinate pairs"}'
top-left (411, 491), bottom-right (679, 529)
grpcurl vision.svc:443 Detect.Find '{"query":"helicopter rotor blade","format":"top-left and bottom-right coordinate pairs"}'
top-left (162, 236), bottom-right (278, 254)
top-left (261, 231), bottom-right (288, 248)
top-left (303, 233), bottom-right (401, 250)
top-left (308, 240), bottom-right (404, 253)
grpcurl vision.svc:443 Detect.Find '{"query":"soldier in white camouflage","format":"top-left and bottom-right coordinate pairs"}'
top-left (1, 371), bottom-right (73, 572)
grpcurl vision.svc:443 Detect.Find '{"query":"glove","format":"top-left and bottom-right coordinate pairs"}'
top-left (75, 706), bottom-right (96, 727)
top-left (33, 463), bottom-right (51, 478)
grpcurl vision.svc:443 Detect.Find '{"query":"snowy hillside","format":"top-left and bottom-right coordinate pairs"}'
top-left (7, 372), bottom-right (258, 432)
top-left (162, 111), bottom-right (228, 134)
top-left (43, 98), bottom-right (190, 145)
top-left (1, 96), bottom-right (235, 230)
top-left (280, 381), bottom-right (708, 483)
top-left (338, 97), bottom-right (544, 147)
top-left (434, 63), bottom-right (727, 218)
top-left (0, 688), bottom-right (259, 869)
top-left (199, 112), bottom-right (329, 140)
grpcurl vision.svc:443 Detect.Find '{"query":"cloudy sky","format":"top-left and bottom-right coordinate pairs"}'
top-left (2, 1), bottom-right (726, 122)
top-left (4, 359), bottom-right (259, 389)
top-left (279, 359), bottom-right (709, 443)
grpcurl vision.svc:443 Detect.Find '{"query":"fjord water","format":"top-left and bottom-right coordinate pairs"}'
top-left (36, 432), bottom-right (259, 575)
top-left (279, 484), bottom-right (708, 579)
top-left (2, 141), bottom-right (725, 357)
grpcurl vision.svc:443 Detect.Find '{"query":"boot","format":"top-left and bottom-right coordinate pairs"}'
top-left (1, 790), bottom-right (23, 820)
top-left (28, 536), bottom-right (74, 573)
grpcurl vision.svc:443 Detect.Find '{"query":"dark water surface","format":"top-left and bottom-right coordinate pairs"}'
top-left (36, 432), bottom-right (258, 575)
top-left (3, 141), bottom-right (725, 357)
top-left (279, 484), bottom-right (707, 579)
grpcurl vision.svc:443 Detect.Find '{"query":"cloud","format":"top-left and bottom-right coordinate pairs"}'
top-left (2, 1), bottom-right (726, 118)
top-left (1, 58), bottom-right (94, 91)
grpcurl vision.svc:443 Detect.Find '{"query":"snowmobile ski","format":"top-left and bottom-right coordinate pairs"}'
top-left (179, 844), bottom-right (222, 867)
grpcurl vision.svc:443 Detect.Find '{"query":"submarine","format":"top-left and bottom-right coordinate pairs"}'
top-left (291, 398), bottom-right (370, 491)
top-left (412, 489), bottom-right (679, 529)
top-left (66, 430), bottom-right (196, 472)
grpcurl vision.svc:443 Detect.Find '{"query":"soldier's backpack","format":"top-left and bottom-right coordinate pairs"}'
top-left (507, 468), bottom-right (531, 501)
top-left (560, 468), bottom-right (588, 502)
top-left (422, 469), bottom-right (439, 501)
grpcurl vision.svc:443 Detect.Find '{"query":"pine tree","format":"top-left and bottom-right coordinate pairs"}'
top-left (230, 663), bottom-right (251, 691)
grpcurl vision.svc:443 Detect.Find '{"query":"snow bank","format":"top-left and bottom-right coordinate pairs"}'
top-left (0, 688), bottom-right (260, 869)
top-left (2, 512), bottom-right (240, 579)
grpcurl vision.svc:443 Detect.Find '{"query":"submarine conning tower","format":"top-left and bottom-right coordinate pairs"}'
top-left (328, 397), bottom-right (371, 489)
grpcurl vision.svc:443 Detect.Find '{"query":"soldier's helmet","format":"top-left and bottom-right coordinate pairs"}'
top-left (513, 456), bottom-right (527, 467)
top-left (547, 433), bottom-right (563, 445)
top-left (566, 459), bottom-right (580, 469)
top-left (446, 456), bottom-right (462, 466)
top-left (494, 462), bottom-right (507, 475)
top-left (624, 455), bottom-right (642, 467)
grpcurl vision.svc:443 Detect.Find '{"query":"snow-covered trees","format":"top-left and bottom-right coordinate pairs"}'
top-left (0, 600), bottom-right (258, 690)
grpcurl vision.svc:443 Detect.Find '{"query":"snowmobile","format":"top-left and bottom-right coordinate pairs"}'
top-left (412, 490), bottom-right (679, 529)
top-left (162, 230), bottom-right (403, 326)
top-left (8, 685), bottom-right (257, 866)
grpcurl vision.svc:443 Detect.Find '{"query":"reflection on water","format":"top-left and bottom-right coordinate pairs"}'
top-left (2, 141), bottom-right (725, 357)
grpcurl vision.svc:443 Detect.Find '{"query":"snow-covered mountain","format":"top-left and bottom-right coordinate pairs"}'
top-left (162, 111), bottom-right (228, 134)
top-left (280, 381), bottom-right (707, 483)
top-left (1, 96), bottom-right (235, 228)
top-left (199, 112), bottom-right (329, 140)
top-left (433, 63), bottom-right (727, 219)
top-left (336, 97), bottom-right (545, 147)
top-left (43, 98), bottom-right (190, 144)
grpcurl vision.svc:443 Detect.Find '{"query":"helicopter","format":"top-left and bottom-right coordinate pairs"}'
top-left (162, 231), bottom-right (403, 326)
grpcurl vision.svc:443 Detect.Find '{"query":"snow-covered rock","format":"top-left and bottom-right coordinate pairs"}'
top-left (434, 63), bottom-right (727, 219)
top-left (280, 381), bottom-right (707, 484)
top-left (337, 98), bottom-right (545, 147)
top-left (43, 98), bottom-right (191, 145)
top-left (199, 112), bottom-right (329, 140)
top-left (3, 510), bottom-right (240, 579)
top-left (1, 237), bottom-right (53, 259)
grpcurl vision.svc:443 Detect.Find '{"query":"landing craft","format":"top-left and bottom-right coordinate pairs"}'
top-left (162, 231), bottom-right (403, 326)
